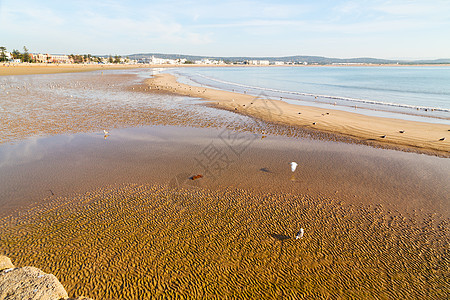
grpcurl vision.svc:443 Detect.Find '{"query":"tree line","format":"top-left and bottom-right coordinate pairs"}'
top-left (0, 46), bottom-right (129, 64)
top-left (0, 46), bottom-right (32, 62)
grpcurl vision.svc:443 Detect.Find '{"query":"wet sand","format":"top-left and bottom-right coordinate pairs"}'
top-left (146, 73), bottom-right (450, 156)
top-left (0, 69), bottom-right (449, 299)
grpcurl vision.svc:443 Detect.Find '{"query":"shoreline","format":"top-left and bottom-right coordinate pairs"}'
top-left (145, 73), bottom-right (449, 157)
top-left (1, 63), bottom-right (450, 77)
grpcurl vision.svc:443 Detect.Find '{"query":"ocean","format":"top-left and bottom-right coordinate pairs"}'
top-left (170, 66), bottom-right (450, 125)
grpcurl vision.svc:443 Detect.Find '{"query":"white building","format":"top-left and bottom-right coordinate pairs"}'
top-left (248, 60), bottom-right (270, 65)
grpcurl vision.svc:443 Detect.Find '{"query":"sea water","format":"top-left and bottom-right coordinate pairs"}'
top-left (170, 66), bottom-right (450, 124)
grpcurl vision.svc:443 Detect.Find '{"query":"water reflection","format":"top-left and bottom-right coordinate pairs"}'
top-left (0, 124), bottom-right (449, 220)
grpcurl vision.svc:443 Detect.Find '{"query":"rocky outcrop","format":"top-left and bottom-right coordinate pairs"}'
top-left (0, 255), bottom-right (92, 300)
top-left (0, 266), bottom-right (68, 300)
top-left (0, 256), bottom-right (14, 271)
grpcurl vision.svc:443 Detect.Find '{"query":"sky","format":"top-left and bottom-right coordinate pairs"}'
top-left (1, 0), bottom-right (449, 59)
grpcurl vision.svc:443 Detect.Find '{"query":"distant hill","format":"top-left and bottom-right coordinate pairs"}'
top-left (126, 53), bottom-right (450, 64)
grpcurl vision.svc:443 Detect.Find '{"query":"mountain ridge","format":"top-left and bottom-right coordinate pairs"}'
top-left (126, 53), bottom-right (450, 64)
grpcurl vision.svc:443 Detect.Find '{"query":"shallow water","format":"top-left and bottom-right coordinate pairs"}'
top-left (1, 124), bottom-right (448, 219)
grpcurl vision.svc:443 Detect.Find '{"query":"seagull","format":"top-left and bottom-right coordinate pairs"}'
top-left (103, 130), bottom-right (109, 135)
top-left (439, 137), bottom-right (445, 141)
top-left (381, 135), bottom-right (386, 138)
top-left (290, 162), bottom-right (298, 172)
top-left (295, 228), bottom-right (304, 239)
top-left (399, 130), bottom-right (405, 133)
top-left (312, 122), bottom-right (316, 125)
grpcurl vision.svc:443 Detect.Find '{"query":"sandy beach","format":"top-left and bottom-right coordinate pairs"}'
top-left (0, 68), bottom-right (448, 299)
top-left (0, 63), bottom-right (230, 76)
top-left (146, 73), bottom-right (449, 156)
top-left (0, 63), bottom-right (150, 76)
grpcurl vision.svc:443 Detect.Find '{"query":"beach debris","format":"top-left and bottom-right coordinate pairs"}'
top-left (290, 162), bottom-right (298, 172)
top-left (190, 174), bottom-right (203, 180)
top-left (439, 137), bottom-right (445, 141)
top-left (295, 228), bottom-right (304, 239)
top-left (399, 130), bottom-right (405, 133)
top-left (381, 135), bottom-right (386, 138)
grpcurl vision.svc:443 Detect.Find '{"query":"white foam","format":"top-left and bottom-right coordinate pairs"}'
top-left (192, 73), bottom-right (450, 113)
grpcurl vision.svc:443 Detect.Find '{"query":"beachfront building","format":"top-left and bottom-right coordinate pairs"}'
top-left (248, 60), bottom-right (270, 65)
top-left (148, 56), bottom-right (185, 64)
top-left (32, 53), bottom-right (72, 64)
top-left (194, 58), bottom-right (223, 65)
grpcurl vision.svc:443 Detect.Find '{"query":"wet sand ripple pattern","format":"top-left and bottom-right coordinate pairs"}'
top-left (0, 184), bottom-right (447, 299)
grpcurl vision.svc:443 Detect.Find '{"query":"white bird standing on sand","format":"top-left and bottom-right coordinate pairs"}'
top-left (296, 228), bottom-right (304, 239)
top-left (290, 162), bottom-right (298, 172)
top-left (103, 130), bottom-right (109, 135)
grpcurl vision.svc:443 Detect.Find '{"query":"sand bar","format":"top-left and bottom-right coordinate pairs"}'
top-left (146, 73), bottom-right (450, 156)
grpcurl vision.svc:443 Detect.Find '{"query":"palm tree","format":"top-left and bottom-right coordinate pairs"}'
top-left (0, 46), bottom-right (7, 62)
top-left (23, 46), bottom-right (31, 63)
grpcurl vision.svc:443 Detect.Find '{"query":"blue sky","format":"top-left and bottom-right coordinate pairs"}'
top-left (1, 0), bottom-right (449, 59)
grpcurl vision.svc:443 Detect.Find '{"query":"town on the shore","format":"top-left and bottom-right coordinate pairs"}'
top-left (0, 46), bottom-right (311, 66)
top-left (3, 46), bottom-right (444, 66)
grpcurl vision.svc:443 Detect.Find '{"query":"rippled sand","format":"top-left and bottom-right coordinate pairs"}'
top-left (0, 184), bottom-right (447, 299)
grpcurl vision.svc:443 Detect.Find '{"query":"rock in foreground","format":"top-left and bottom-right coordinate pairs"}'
top-left (0, 255), bottom-right (92, 300)
top-left (0, 265), bottom-right (68, 300)
top-left (0, 256), bottom-right (14, 271)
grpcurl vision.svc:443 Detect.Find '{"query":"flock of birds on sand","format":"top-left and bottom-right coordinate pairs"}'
top-left (296, 111), bottom-right (447, 142)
